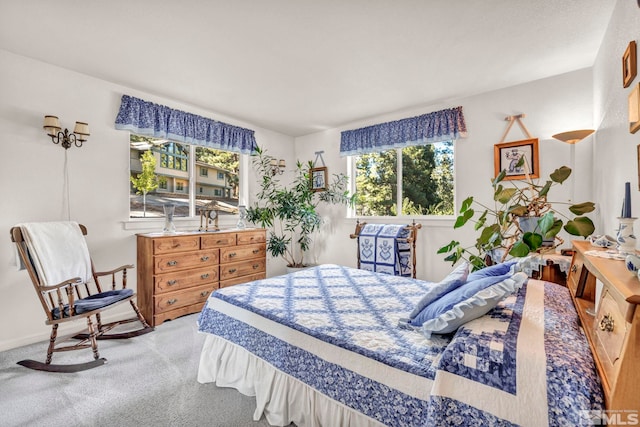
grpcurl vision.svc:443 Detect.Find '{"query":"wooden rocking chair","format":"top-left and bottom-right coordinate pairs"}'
top-left (10, 222), bottom-right (153, 372)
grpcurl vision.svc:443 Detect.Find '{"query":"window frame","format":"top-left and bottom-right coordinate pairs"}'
top-left (347, 141), bottom-right (457, 219)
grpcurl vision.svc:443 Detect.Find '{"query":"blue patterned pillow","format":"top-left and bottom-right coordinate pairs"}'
top-left (415, 272), bottom-right (528, 336)
top-left (406, 262), bottom-right (469, 321)
top-left (466, 259), bottom-right (518, 281)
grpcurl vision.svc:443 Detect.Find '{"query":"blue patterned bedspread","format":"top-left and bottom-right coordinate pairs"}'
top-left (198, 264), bottom-right (604, 426)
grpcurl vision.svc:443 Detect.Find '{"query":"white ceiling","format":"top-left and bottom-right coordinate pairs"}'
top-left (0, 0), bottom-right (616, 137)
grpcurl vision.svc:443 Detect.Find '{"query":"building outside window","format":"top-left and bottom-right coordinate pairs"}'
top-left (129, 135), bottom-right (240, 218)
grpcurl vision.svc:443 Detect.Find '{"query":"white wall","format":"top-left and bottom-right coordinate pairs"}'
top-left (0, 50), bottom-right (294, 351)
top-left (295, 68), bottom-right (595, 282)
top-left (593, 0), bottom-right (640, 238)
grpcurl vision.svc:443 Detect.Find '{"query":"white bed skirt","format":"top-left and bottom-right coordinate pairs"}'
top-left (197, 334), bottom-right (385, 427)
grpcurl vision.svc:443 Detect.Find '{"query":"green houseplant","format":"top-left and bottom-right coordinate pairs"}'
top-left (246, 147), bottom-right (354, 268)
top-left (438, 162), bottom-right (595, 270)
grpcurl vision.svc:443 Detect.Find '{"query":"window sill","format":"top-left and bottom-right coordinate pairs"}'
top-left (344, 216), bottom-right (455, 228)
top-left (122, 216), bottom-right (239, 232)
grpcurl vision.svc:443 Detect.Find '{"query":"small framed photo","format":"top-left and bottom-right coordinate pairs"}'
top-left (494, 138), bottom-right (539, 181)
top-left (310, 167), bottom-right (328, 192)
top-left (629, 83), bottom-right (640, 134)
top-left (623, 41), bottom-right (637, 88)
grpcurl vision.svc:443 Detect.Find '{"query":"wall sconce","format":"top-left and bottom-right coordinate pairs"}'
top-left (43, 115), bottom-right (90, 149)
top-left (270, 158), bottom-right (286, 176)
top-left (552, 129), bottom-right (595, 201)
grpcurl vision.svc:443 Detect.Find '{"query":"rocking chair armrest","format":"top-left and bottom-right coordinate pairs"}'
top-left (94, 264), bottom-right (135, 277)
top-left (40, 277), bottom-right (83, 293)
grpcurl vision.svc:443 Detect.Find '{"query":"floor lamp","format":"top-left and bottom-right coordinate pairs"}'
top-left (551, 129), bottom-right (594, 201)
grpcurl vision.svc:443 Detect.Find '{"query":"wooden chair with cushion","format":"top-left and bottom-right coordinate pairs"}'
top-left (11, 221), bottom-right (153, 372)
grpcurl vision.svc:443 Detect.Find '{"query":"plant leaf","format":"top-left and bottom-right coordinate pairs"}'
top-left (564, 217), bottom-right (596, 236)
top-left (454, 209), bottom-right (474, 228)
top-left (549, 166), bottom-right (571, 184)
top-left (509, 240), bottom-right (532, 257)
top-left (437, 240), bottom-right (459, 254)
top-left (523, 232), bottom-right (543, 251)
top-left (509, 205), bottom-right (528, 217)
top-left (538, 212), bottom-right (555, 235)
top-left (495, 188), bottom-right (517, 204)
top-left (492, 170), bottom-right (506, 186)
top-left (538, 180), bottom-right (552, 197)
top-left (569, 202), bottom-right (596, 215)
top-left (460, 196), bottom-right (474, 213)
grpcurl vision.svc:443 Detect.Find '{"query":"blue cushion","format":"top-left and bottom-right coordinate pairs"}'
top-left (407, 262), bottom-right (469, 320)
top-left (467, 260), bottom-right (518, 281)
top-left (52, 289), bottom-right (133, 319)
top-left (417, 272), bottom-right (528, 336)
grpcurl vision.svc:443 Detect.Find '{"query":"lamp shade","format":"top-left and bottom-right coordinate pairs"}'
top-left (43, 115), bottom-right (61, 135)
top-left (552, 129), bottom-right (594, 144)
top-left (73, 121), bottom-right (90, 136)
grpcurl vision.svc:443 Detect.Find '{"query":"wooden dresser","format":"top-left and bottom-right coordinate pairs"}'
top-left (136, 228), bottom-right (266, 326)
top-left (567, 240), bottom-right (640, 413)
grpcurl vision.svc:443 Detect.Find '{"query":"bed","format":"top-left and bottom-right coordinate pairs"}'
top-left (197, 264), bottom-right (603, 426)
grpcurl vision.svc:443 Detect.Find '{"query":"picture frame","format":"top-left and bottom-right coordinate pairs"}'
top-left (494, 138), bottom-right (540, 181)
top-left (623, 41), bottom-right (637, 88)
top-left (310, 166), bottom-right (328, 192)
top-left (629, 82), bottom-right (640, 134)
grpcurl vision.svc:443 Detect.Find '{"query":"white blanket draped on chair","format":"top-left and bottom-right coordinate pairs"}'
top-left (358, 224), bottom-right (411, 276)
top-left (19, 221), bottom-right (93, 286)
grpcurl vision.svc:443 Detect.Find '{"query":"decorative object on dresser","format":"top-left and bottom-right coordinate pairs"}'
top-left (617, 182), bottom-right (637, 255)
top-left (567, 240), bottom-right (640, 415)
top-left (136, 229), bottom-right (266, 327)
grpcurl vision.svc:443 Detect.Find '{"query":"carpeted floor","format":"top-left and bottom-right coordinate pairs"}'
top-left (0, 313), bottom-right (273, 427)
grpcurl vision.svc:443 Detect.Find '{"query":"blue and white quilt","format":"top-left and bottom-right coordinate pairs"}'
top-left (358, 224), bottom-right (412, 276)
top-left (197, 264), bottom-right (603, 427)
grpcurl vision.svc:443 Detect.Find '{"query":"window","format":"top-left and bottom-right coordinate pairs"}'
top-left (129, 135), bottom-right (240, 218)
top-left (353, 141), bottom-right (454, 216)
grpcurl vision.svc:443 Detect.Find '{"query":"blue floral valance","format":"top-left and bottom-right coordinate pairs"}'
top-left (114, 95), bottom-right (257, 154)
top-left (340, 106), bottom-right (467, 156)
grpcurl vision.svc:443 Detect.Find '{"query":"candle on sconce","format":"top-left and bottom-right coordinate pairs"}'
top-left (624, 182), bottom-right (632, 218)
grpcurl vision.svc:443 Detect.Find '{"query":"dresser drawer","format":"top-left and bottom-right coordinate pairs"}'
top-left (220, 272), bottom-right (265, 288)
top-left (220, 258), bottom-right (266, 281)
top-left (567, 252), bottom-right (585, 296)
top-left (153, 235), bottom-right (200, 254)
top-left (154, 249), bottom-right (219, 273)
top-left (201, 233), bottom-right (236, 249)
top-left (154, 266), bottom-right (219, 293)
top-left (237, 230), bottom-right (266, 245)
top-left (594, 288), bottom-right (630, 382)
top-left (220, 244), bottom-right (266, 263)
top-left (154, 283), bottom-right (214, 314)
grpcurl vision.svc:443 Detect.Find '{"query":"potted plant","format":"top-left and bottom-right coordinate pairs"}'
top-left (438, 162), bottom-right (595, 270)
top-left (246, 147), bottom-right (354, 268)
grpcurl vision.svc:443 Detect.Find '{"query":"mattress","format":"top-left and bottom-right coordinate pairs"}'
top-left (197, 264), bottom-right (603, 426)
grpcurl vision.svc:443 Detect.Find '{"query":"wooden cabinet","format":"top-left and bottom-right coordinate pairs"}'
top-left (567, 241), bottom-right (640, 412)
top-left (137, 229), bottom-right (266, 326)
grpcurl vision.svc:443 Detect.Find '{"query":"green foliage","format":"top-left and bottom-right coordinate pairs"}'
top-left (130, 150), bottom-right (159, 217)
top-left (246, 147), bottom-right (354, 268)
top-left (354, 142), bottom-right (454, 216)
top-left (438, 165), bottom-right (595, 270)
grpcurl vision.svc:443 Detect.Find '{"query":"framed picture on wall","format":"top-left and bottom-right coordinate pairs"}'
top-left (311, 167), bottom-right (328, 192)
top-left (623, 41), bottom-right (637, 88)
top-left (629, 83), bottom-right (640, 134)
top-left (494, 138), bottom-right (540, 181)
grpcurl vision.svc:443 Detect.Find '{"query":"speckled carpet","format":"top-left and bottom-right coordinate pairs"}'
top-left (0, 313), bottom-right (273, 427)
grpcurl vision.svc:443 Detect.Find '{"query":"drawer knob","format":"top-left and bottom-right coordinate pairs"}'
top-left (229, 252), bottom-right (237, 258)
top-left (252, 263), bottom-right (260, 269)
top-left (599, 313), bottom-right (615, 332)
top-left (201, 273), bottom-right (209, 279)
top-left (228, 268), bottom-right (237, 273)
top-left (167, 298), bottom-right (178, 305)
top-left (200, 291), bottom-right (209, 297)
top-left (252, 249), bottom-right (260, 254)
top-left (167, 260), bottom-right (178, 266)
top-left (167, 280), bottom-right (177, 286)
top-left (571, 265), bottom-right (578, 273)
top-left (201, 256), bottom-right (210, 261)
